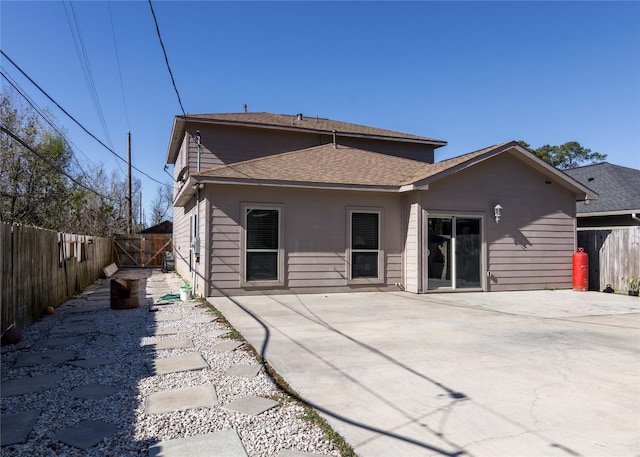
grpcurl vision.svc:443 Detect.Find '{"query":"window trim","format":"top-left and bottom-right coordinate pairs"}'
top-left (347, 207), bottom-right (384, 284)
top-left (241, 202), bottom-right (285, 287)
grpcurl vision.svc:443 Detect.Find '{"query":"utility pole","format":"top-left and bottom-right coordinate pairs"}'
top-left (127, 131), bottom-right (132, 235)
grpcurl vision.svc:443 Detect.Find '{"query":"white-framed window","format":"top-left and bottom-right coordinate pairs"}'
top-left (348, 208), bottom-right (383, 282)
top-left (242, 203), bottom-right (284, 285)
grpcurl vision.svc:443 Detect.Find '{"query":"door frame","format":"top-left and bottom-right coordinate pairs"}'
top-left (423, 212), bottom-right (486, 292)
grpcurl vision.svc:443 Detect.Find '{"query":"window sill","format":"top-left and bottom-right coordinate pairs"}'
top-left (347, 278), bottom-right (385, 286)
top-left (242, 280), bottom-right (285, 288)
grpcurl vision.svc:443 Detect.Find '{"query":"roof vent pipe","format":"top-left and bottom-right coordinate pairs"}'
top-left (243, 104), bottom-right (247, 113)
top-left (297, 113), bottom-right (303, 121)
top-left (333, 130), bottom-right (337, 149)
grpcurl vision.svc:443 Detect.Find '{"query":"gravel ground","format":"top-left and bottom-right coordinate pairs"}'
top-left (1, 269), bottom-right (341, 457)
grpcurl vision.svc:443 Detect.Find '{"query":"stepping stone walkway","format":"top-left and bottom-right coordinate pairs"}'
top-left (150, 353), bottom-right (208, 375)
top-left (223, 395), bottom-right (279, 416)
top-left (145, 384), bottom-right (218, 414)
top-left (51, 420), bottom-right (117, 450)
top-left (67, 356), bottom-right (114, 369)
top-left (225, 364), bottom-right (262, 378)
top-left (211, 340), bottom-right (244, 352)
top-left (0, 410), bottom-right (40, 446)
top-left (0, 270), bottom-right (308, 456)
top-left (35, 336), bottom-right (83, 348)
top-left (1, 375), bottom-right (57, 396)
top-left (148, 429), bottom-right (248, 457)
top-left (145, 338), bottom-right (194, 351)
top-left (66, 383), bottom-right (122, 400)
top-left (14, 350), bottom-right (75, 367)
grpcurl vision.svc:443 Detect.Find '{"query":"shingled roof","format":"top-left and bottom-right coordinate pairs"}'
top-left (172, 141), bottom-right (595, 207)
top-left (564, 162), bottom-right (640, 214)
top-left (193, 141), bottom-right (515, 188)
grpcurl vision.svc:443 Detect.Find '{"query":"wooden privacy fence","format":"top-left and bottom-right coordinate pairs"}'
top-left (578, 226), bottom-right (640, 292)
top-left (0, 222), bottom-right (112, 332)
top-left (112, 234), bottom-right (172, 267)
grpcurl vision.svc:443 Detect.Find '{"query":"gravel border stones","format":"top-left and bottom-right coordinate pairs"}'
top-left (1, 270), bottom-right (341, 457)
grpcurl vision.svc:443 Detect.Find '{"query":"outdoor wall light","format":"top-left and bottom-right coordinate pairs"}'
top-left (494, 204), bottom-right (503, 223)
top-left (191, 183), bottom-right (205, 190)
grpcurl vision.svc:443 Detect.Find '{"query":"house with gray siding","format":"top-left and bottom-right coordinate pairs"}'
top-left (165, 112), bottom-right (595, 296)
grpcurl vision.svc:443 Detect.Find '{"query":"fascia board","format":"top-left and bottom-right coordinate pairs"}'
top-left (196, 177), bottom-right (399, 193)
top-left (166, 117), bottom-right (186, 165)
top-left (578, 209), bottom-right (640, 217)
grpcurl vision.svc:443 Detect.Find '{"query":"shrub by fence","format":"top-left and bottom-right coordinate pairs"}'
top-left (0, 222), bottom-right (112, 332)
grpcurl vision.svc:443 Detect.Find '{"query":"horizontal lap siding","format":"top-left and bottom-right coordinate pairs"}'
top-left (209, 205), bottom-right (241, 290)
top-left (172, 204), bottom-right (192, 279)
top-left (205, 186), bottom-right (403, 294)
top-left (489, 209), bottom-right (575, 290)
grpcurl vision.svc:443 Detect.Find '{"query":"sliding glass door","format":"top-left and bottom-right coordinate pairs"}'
top-left (427, 216), bottom-right (482, 290)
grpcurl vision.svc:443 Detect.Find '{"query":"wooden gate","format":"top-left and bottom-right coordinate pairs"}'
top-left (112, 235), bottom-right (172, 267)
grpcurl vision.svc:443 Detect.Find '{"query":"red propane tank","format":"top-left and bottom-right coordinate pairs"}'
top-left (572, 247), bottom-right (588, 291)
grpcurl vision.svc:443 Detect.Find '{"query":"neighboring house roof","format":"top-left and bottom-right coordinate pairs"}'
top-left (166, 112), bottom-right (447, 164)
top-left (173, 141), bottom-right (595, 206)
top-left (564, 162), bottom-right (640, 216)
top-left (139, 220), bottom-right (173, 234)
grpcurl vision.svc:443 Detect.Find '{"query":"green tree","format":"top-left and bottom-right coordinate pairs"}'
top-left (1, 92), bottom-right (74, 230)
top-left (518, 140), bottom-right (607, 169)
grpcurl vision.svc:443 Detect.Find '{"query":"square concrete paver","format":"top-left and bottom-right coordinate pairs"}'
top-left (153, 326), bottom-right (188, 336)
top-left (0, 409), bottom-right (40, 446)
top-left (223, 396), bottom-right (278, 416)
top-left (189, 316), bottom-right (214, 324)
top-left (277, 451), bottom-right (320, 457)
top-left (52, 420), bottom-right (117, 449)
top-left (148, 429), bottom-right (247, 457)
top-left (150, 353), bottom-right (208, 375)
top-left (35, 336), bottom-right (83, 348)
top-left (145, 384), bottom-right (218, 414)
top-left (67, 357), bottom-right (114, 369)
top-left (92, 335), bottom-right (120, 347)
top-left (50, 323), bottom-right (99, 335)
top-left (225, 364), bottom-right (262, 378)
top-left (2, 375), bottom-right (57, 396)
top-left (14, 350), bottom-right (76, 367)
top-left (211, 341), bottom-right (244, 352)
top-left (66, 383), bottom-right (121, 400)
top-left (204, 329), bottom-right (229, 338)
top-left (145, 338), bottom-right (194, 351)
top-left (155, 313), bottom-right (182, 322)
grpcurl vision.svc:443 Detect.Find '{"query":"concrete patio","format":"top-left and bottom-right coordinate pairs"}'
top-left (211, 290), bottom-right (640, 457)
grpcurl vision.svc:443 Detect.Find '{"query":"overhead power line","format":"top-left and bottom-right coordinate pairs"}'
top-left (108, 1), bottom-right (130, 131)
top-left (148, 0), bottom-right (187, 117)
top-left (63, 0), bottom-right (115, 151)
top-left (1, 68), bottom-right (98, 186)
top-left (0, 124), bottom-right (110, 200)
top-left (0, 50), bottom-right (172, 189)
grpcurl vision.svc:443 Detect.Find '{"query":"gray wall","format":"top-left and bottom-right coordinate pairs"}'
top-left (203, 185), bottom-right (404, 295)
top-left (419, 152), bottom-right (577, 291)
top-left (180, 124), bottom-right (436, 171)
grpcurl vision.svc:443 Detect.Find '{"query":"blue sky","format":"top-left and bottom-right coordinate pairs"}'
top-left (2, 1), bottom-right (639, 220)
